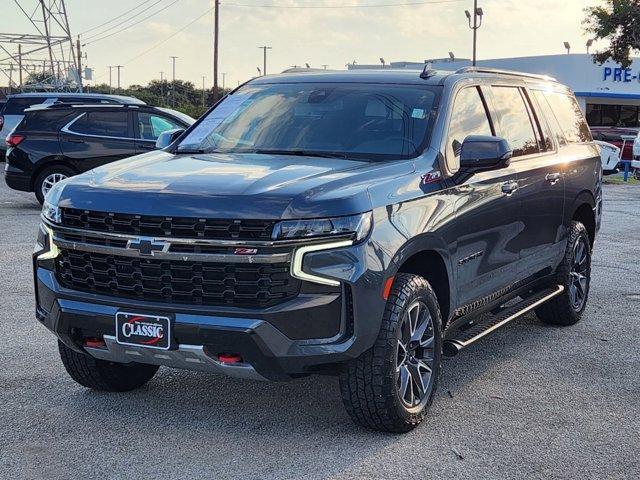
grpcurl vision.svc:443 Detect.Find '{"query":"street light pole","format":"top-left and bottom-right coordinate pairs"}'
top-left (258, 46), bottom-right (272, 76)
top-left (108, 65), bottom-right (113, 93)
top-left (465, 1), bottom-right (484, 67)
top-left (202, 75), bottom-right (206, 107)
top-left (160, 71), bottom-right (164, 104)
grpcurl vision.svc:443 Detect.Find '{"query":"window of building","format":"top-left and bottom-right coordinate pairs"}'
top-left (445, 86), bottom-right (493, 172)
top-left (491, 86), bottom-right (540, 157)
top-left (586, 103), bottom-right (640, 127)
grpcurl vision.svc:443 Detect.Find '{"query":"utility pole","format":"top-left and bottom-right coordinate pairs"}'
top-left (18, 45), bottom-right (23, 89)
top-left (202, 76), bottom-right (206, 107)
top-left (258, 46), bottom-right (272, 76)
top-left (160, 71), bottom-right (164, 104)
top-left (108, 66), bottom-right (113, 93)
top-left (169, 56), bottom-right (178, 106)
top-left (76, 36), bottom-right (82, 91)
top-left (115, 65), bottom-right (123, 91)
top-left (465, 1), bottom-right (484, 66)
top-left (213, 0), bottom-right (220, 93)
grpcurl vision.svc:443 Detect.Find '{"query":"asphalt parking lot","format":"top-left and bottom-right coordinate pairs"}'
top-left (0, 180), bottom-right (638, 480)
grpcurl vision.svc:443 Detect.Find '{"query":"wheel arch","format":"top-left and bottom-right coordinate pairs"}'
top-left (569, 190), bottom-right (596, 247)
top-left (389, 235), bottom-right (454, 324)
top-left (30, 157), bottom-right (77, 190)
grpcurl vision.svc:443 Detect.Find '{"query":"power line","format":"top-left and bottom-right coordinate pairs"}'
top-left (121, 7), bottom-right (215, 66)
top-left (79, 0), bottom-right (156, 35)
top-left (82, 0), bottom-right (164, 40)
top-left (83, 0), bottom-right (181, 46)
top-left (223, 0), bottom-right (466, 8)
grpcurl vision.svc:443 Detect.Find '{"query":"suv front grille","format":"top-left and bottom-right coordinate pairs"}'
top-left (55, 249), bottom-right (300, 308)
top-left (60, 208), bottom-right (277, 241)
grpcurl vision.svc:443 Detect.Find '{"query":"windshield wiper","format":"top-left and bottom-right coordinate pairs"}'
top-left (247, 149), bottom-right (351, 159)
top-left (176, 148), bottom-right (207, 154)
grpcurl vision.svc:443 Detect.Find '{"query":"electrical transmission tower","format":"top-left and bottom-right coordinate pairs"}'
top-left (0, 0), bottom-right (81, 92)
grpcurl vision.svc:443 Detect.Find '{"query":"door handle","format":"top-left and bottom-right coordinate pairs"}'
top-left (66, 138), bottom-right (85, 144)
top-left (545, 172), bottom-right (561, 185)
top-left (138, 143), bottom-right (155, 150)
top-left (501, 181), bottom-right (519, 195)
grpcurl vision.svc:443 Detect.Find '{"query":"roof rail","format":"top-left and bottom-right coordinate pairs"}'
top-left (455, 66), bottom-right (556, 82)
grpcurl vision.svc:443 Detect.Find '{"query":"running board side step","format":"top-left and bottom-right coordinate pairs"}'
top-left (443, 285), bottom-right (564, 357)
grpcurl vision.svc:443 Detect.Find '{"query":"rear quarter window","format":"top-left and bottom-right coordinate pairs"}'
top-left (20, 110), bottom-right (76, 132)
top-left (543, 91), bottom-right (592, 143)
top-left (3, 97), bottom-right (54, 115)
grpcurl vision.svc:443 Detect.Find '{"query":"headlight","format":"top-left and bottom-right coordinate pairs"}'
top-left (41, 177), bottom-right (65, 223)
top-left (42, 200), bottom-right (61, 224)
top-left (272, 212), bottom-right (372, 242)
top-left (36, 222), bottom-right (59, 261)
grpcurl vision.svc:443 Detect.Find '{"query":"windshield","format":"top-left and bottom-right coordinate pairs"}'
top-left (177, 82), bottom-right (440, 160)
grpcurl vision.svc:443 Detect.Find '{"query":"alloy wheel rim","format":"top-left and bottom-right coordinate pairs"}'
top-left (41, 173), bottom-right (67, 199)
top-left (569, 237), bottom-right (589, 311)
top-left (396, 300), bottom-right (435, 408)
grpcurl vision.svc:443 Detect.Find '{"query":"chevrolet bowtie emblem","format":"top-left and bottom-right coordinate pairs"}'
top-left (126, 238), bottom-right (169, 256)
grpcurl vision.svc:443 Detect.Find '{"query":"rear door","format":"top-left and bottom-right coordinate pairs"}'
top-left (445, 85), bottom-right (522, 306)
top-left (489, 84), bottom-right (566, 279)
top-left (133, 111), bottom-right (186, 153)
top-left (59, 109), bottom-right (136, 171)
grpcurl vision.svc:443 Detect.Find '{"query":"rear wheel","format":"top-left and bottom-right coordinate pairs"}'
top-left (536, 221), bottom-right (591, 326)
top-left (339, 273), bottom-right (442, 432)
top-left (58, 341), bottom-right (159, 392)
top-left (34, 166), bottom-right (74, 204)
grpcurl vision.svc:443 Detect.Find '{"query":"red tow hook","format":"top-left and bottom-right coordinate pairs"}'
top-left (84, 337), bottom-right (106, 348)
top-left (218, 353), bottom-right (243, 364)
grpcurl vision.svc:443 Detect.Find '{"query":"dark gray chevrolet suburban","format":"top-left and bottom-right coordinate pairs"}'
top-left (31, 67), bottom-right (602, 432)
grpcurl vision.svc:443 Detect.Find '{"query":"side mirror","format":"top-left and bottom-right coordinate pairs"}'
top-left (459, 135), bottom-right (512, 172)
top-left (155, 128), bottom-right (185, 150)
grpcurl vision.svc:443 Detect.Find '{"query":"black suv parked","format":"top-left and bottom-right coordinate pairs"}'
top-left (0, 92), bottom-right (145, 159)
top-left (4, 103), bottom-right (194, 203)
top-left (33, 68), bottom-right (601, 432)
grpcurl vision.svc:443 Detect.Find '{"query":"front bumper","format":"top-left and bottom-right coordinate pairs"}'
top-left (34, 230), bottom-right (387, 381)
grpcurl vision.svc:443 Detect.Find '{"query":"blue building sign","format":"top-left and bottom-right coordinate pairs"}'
top-left (603, 66), bottom-right (640, 83)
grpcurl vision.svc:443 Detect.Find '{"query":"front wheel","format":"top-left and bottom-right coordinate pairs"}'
top-left (58, 341), bottom-right (159, 392)
top-left (339, 273), bottom-right (442, 433)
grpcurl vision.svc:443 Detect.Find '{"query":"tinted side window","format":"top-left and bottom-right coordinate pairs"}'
top-left (446, 86), bottom-right (493, 172)
top-left (531, 90), bottom-right (567, 147)
top-left (492, 86), bottom-right (539, 157)
top-left (137, 112), bottom-right (183, 140)
top-left (543, 91), bottom-right (592, 143)
top-left (4, 97), bottom-right (53, 115)
top-left (20, 110), bottom-right (76, 132)
top-left (69, 111), bottom-right (129, 137)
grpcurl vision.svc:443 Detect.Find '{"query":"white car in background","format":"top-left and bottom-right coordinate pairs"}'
top-left (594, 140), bottom-right (621, 175)
top-left (632, 133), bottom-right (640, 171)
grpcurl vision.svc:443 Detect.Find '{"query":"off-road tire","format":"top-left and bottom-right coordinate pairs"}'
top-left (34, 165), bottom-right (75, 204)
top-left (536, 221), bottom-right (591, 326)
top-left (339, 273), bottom-right (442, 433)
top-left (58, 341), bottom-right (159, 392)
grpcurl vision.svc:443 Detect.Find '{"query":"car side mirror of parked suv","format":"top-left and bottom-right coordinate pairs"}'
top-left (155, 128), bottom-right (185, 150)
top-left (459, 135), bottom-right (512, 173)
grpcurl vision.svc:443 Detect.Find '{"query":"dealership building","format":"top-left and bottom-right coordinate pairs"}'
top-left (348, 54), bottom-right (640, 128)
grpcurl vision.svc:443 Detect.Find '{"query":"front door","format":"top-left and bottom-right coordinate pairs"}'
top-left (443, 85), bottom-right (523, 306)
top-left (133, 111), bottom-right (186, 154)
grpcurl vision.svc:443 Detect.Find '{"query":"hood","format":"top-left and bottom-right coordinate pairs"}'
top-left (57, 150), bottom-right (414, 219)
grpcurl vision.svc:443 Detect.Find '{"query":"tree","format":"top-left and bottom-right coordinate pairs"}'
top-left (584, 0), bottom-right (640, 68)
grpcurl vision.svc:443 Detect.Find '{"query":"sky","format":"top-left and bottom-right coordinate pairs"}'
top-left (1, 0), bottom-right (604, 89)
